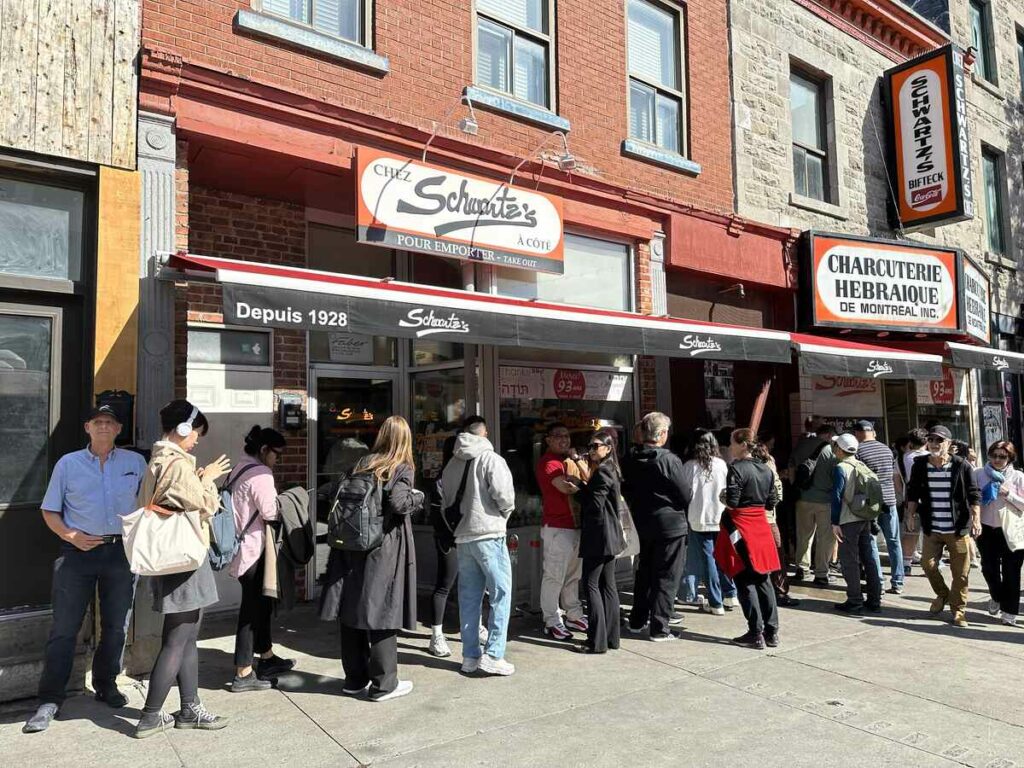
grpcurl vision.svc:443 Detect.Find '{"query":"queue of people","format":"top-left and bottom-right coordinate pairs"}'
top-left (21, 400), bottom-right (1024, 739)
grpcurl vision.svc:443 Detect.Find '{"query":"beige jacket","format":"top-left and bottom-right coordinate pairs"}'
top-left (138, 441), bottom-right (220, 545)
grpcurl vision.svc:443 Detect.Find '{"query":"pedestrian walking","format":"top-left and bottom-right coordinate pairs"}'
top-left (135, 400), bottom-right (231, 738)
top-left (335, 416), bottom-right (422, 701)
top-left (228, 426), bottom-right (294, 693)
top-left (23, 406), bottom-right (147, 734)
top-left (974, 441), bottom-right (1024, 626)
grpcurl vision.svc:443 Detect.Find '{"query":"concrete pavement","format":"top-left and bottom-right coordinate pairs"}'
top-left (3, 568), bottom-right (1023, 768)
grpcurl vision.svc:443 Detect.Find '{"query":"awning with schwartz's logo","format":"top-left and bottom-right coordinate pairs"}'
top-left (946, 342), bottom-right (1024, 374)
top-left (792, 333), bottom-right (944, 380)
top-left (165, 253), bottom-right (792, 364)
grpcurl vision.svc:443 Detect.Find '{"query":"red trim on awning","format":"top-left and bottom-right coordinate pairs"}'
top-left (790, 333), bottom-right (943, 361)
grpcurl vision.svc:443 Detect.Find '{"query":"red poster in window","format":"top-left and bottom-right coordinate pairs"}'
top-left (553, 369), bottom-right (586, 400)
top-left (929, 367), bottom-right (956, 405)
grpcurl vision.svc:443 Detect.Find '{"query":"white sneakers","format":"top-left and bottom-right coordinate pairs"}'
top-left (1003, 614), bottom-right (1019, 627)
top-left (478, 625), bottom-right (489, 646)
top-left (723, 596), bottom-right (739, 610)
top-left (708, 605), bottom-right (726, 616)
top-left (987, 599), bottom-right (1001, 617)
top-left (460, 657), bottom-right (480, 674)
top-left (695, 596), bottom-right (710, 612)
top-left (428, 635), bottom-right (452, 658)
top-left (479, 655), bottom-right (515, 676)
top-left (369, 680), bottom-right (413, 702)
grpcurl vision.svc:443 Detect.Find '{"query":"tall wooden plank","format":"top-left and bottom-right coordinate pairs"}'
top-left (34, 0), bottom-right (68, 155)
top-left (110, 0), bottom-right (138, 169)
top-left (63, 0), bottom-right (93, 159)
top-left (0, 0), bottom-right (40, 150)
top-left (88, 0), bottom-right (115, 166)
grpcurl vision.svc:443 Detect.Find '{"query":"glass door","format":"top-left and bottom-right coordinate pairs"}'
top-left (311, 372), bottom-right (397, 587)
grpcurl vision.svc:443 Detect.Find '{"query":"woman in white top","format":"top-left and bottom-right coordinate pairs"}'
top-left (678, 430), bottom-right (734, 614)
top-left (974, 440), bottom-right (1024, 626)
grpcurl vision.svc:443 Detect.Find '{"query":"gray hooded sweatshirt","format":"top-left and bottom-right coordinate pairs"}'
top-left (439, 432), bottom-right (516, 544)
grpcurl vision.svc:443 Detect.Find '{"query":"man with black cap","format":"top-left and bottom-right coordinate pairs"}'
top-left (905, 425), bottom-right (981, 628)
top-left (23, 405), bottom-right (147, 734)
top-left (854, 420), bottom-right (903, 594)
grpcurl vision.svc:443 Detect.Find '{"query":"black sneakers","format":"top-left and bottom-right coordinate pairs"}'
top-left (134, 711), bottom-right (174, 739)
top-left (231, 671), bottom-right (273, 693)
top-left (94, 685), bottom-right (129, 708)
top-left (834, 601), bottom-right (864, 615)
top-left (257, 655), bottom-right (296, 679)
top-left (732, 631), bottom-right (766, 650)
top-left (175, 702), bottom-right (228, 730)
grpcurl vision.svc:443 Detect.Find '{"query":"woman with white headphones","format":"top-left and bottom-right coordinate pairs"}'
top-left (135, 400), bottom-right (232, 739)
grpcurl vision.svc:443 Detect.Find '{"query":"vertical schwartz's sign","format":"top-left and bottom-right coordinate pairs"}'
top-left (355, 147), bottom-right (565, 273)
top-left (883, 45), bottom-right (974, 231)
top-left (804, 232), bottom-right (989, 338)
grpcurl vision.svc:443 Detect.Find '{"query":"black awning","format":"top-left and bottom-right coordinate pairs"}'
top-left (792, 334), bottom-right (944, 380)
top-left (947, 342), bottom-right (1024, 374)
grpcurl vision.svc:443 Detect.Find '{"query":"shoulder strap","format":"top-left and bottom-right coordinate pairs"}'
top-left (452, 459), bottom-right (474, 508)
top-left (230, 463), bottom-right (269, 540)
top-left (147, 457), bottom-right (184, 511)
top-left (809, 441), bottom-right (827, 461)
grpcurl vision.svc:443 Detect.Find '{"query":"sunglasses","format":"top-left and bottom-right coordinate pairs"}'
top-left (926, 436), bottom-right (946, 444)
top-left (990, 453), bottom-right (1010, 461)
top-left (588, 443), bottom-right (606, 451)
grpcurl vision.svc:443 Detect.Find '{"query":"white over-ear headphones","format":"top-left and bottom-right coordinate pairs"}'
top-left (176, 406), bottom-right (199, 438)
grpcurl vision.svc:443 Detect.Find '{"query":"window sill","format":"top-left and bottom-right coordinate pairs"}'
top-left (788, 192), bottom-right (848, 220)
top-left (620, 140), bottom-right (700, 176)
top-left (462, 86), bottom-right (570, 133)
top-left (985, 251), bottom-right (1017, 271)
top-left (972, 74), bottom-right (1005, 101)
top-left (233, 9), bottom-right (389, 75)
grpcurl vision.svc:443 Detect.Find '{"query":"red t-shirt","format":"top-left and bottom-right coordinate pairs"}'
top-left (537, 452), bottom-right (575, 529)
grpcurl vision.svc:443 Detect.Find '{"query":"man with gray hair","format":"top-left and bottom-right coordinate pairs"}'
top-left (622, 412), bottom-right (690, 641)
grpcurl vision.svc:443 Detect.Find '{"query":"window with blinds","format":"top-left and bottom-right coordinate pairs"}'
top-left (262, 0), bottom-right (365, 46)
top-left (476, 0), bottom-right (553, 108)
top-left (626, 0), bottom-right (685, 155)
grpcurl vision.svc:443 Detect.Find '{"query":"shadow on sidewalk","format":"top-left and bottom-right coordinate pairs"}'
top-left (0, 694), bottom-right (140, 737)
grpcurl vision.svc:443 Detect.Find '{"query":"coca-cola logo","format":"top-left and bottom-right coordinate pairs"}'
top-left (867, 360), bottom-right (894, 378)
top-left (678, 334), bottom-right (723, 356)
top-left (398, 308), bottom-right (471, 337)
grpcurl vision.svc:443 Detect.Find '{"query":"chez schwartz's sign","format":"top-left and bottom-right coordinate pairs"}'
top-left (882, 45), bottom-right (974, 232)
top-left (803, 232), bottom-right (990, 342)
top-left (355, 147), bottom-right (565, 273)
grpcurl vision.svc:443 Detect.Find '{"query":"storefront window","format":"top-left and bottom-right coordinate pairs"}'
top-left (410, 251), bottom-right (465, 289)
top-left (0, 178), bottom-right (84, 282)
top-left (498, 365), bottom-right (633, 527)
top-left (495, 234), bottom-right (631, 311)
top-left (411, 340), bottom-right (464, 366)
top-left (307, 224), bottom-right (394, 277)
top-left (411, 368), bottom-right (466, 522)
top-left (500, 345), bottom-right (633, 369)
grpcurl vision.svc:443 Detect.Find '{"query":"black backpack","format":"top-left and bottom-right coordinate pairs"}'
top-left (327, 471), bottom-right (383, 552)
top-left (795, 442), bottom-right (827, 491)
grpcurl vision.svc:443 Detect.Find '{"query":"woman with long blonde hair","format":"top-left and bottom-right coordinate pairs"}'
top-left (334, 416), bottom-right (422, 701)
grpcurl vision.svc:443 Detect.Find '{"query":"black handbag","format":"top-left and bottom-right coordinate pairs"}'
top-left (437, 459), bottom-right (474, 551)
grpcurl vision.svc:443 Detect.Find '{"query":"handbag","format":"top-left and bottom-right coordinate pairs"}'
top-left (999, 494), bottom-right (1024, 551)
top-left (615, 493), bottom-right (640, 559)
top-left (121, 459), bottom-right (209, 576)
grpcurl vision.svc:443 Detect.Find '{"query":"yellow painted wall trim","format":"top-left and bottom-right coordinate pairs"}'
top-left (94, 167), bottom-right (140, 405)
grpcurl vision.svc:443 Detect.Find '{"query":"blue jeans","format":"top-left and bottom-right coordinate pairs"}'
top-left (458, 537), bottom-right (512, 661)
top-left (38, 543), bottom-right (136, 704)
top-left (679, 531), bottom-right (735, 607)
top-left (877, 505), bottom-right (904, 587)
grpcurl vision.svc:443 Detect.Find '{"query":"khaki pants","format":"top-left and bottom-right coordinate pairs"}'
top-left (540, 526), bottom-right (584, 627)
top-left (795, 500), bottom-right (835, 579)
top-left (920, 532), bottom-right (971, 613)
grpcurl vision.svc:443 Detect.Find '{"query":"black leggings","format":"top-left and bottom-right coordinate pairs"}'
top-left (144, 609), bottom-right (203, 713)
top-left (234, 557), bottom-right (273, 666)
top-left (431, 538), bottom-right (458, 626)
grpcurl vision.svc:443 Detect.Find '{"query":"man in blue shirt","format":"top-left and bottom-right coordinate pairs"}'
top-left (23, 406), bottom-right (148, 734)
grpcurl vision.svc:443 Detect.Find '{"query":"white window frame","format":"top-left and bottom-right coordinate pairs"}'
top-left (473, 0), bottom-right (558, 110)
top-left (254, 0), bottom-right (372, 48)
top-left (625, 0), bottom-right (688, 157)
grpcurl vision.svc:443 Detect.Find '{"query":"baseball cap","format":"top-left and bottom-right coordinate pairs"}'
top-left (86, 404), bottom-right (121, 423)
top-left (833, 433), bottom-right (859, 453)
top-left (853, 420), bottom-right (874, 432)
top-left (927, 425), bottom-right (953, 441)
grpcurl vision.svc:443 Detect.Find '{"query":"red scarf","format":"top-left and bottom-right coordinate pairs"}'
top-left (714, 506), bottom-right (781, 578)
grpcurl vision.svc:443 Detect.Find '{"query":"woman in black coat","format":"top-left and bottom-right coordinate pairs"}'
top-left (336, 416), bottom-right (422, 701)
top-left (571, 431), bottom-right (624, 654)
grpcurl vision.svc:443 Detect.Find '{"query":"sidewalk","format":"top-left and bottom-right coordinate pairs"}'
top-left (3, 569), bottom-right (1024, 767)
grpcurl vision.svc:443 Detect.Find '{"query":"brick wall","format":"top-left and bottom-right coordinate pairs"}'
top-left (143, 0), bottom-right (734, 213)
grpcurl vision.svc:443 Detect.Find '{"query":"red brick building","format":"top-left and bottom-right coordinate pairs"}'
top-left (137, 0), bottom-right (798, 608)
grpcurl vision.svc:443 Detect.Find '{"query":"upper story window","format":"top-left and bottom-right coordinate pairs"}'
top-left (790, 71), bottom-right (830, 203)
top-left (1017, 28), bottom-right (1024, 98)
top-left (627, 0), bottom-right (685, 155)
top-left (263, 0), bottom-right (367, 45)
top-left (475, 0), bottom-right (553, 108)
top-left (970, 0), bottom-right (997, 84)
top-left (981, 147), bottom-right (1007, 255)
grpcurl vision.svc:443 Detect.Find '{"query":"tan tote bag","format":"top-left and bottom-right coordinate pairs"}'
top-left (121, 460), bottom-right (208, 576)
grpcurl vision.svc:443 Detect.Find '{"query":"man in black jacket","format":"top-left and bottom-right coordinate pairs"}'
top-left (622, 412), bottom-right (689, 641)
top-left (905, 425), bottom-right (981, 628)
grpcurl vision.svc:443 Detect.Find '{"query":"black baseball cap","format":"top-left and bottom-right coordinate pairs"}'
top-left (86, 405), bottom-right (121, 423)
top-left (927, 425), bottom-right (952, 440)
top-left (853, 420), bottom-right (874, 432)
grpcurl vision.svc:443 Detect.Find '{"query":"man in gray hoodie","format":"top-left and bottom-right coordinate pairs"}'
top-left (440, 416), bottom-right (517, 676)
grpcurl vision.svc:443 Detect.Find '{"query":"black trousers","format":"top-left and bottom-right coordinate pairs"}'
top-left (339, 624), bottom-right (398, 694)
top-left (234, 556), bottom-right (274, 667)
top-left (144, 609), bottom-right (203, 713)
top-left (582, 556), bottom-right (620, 652)
top-left (978, 524), bottom-right (1024, 616)
top-left (735, 570), bottom-right (778, 637)
top-left (432, 537), bottom-right (459, 626)
top-left (630, 534), bottom-right (686, 637)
